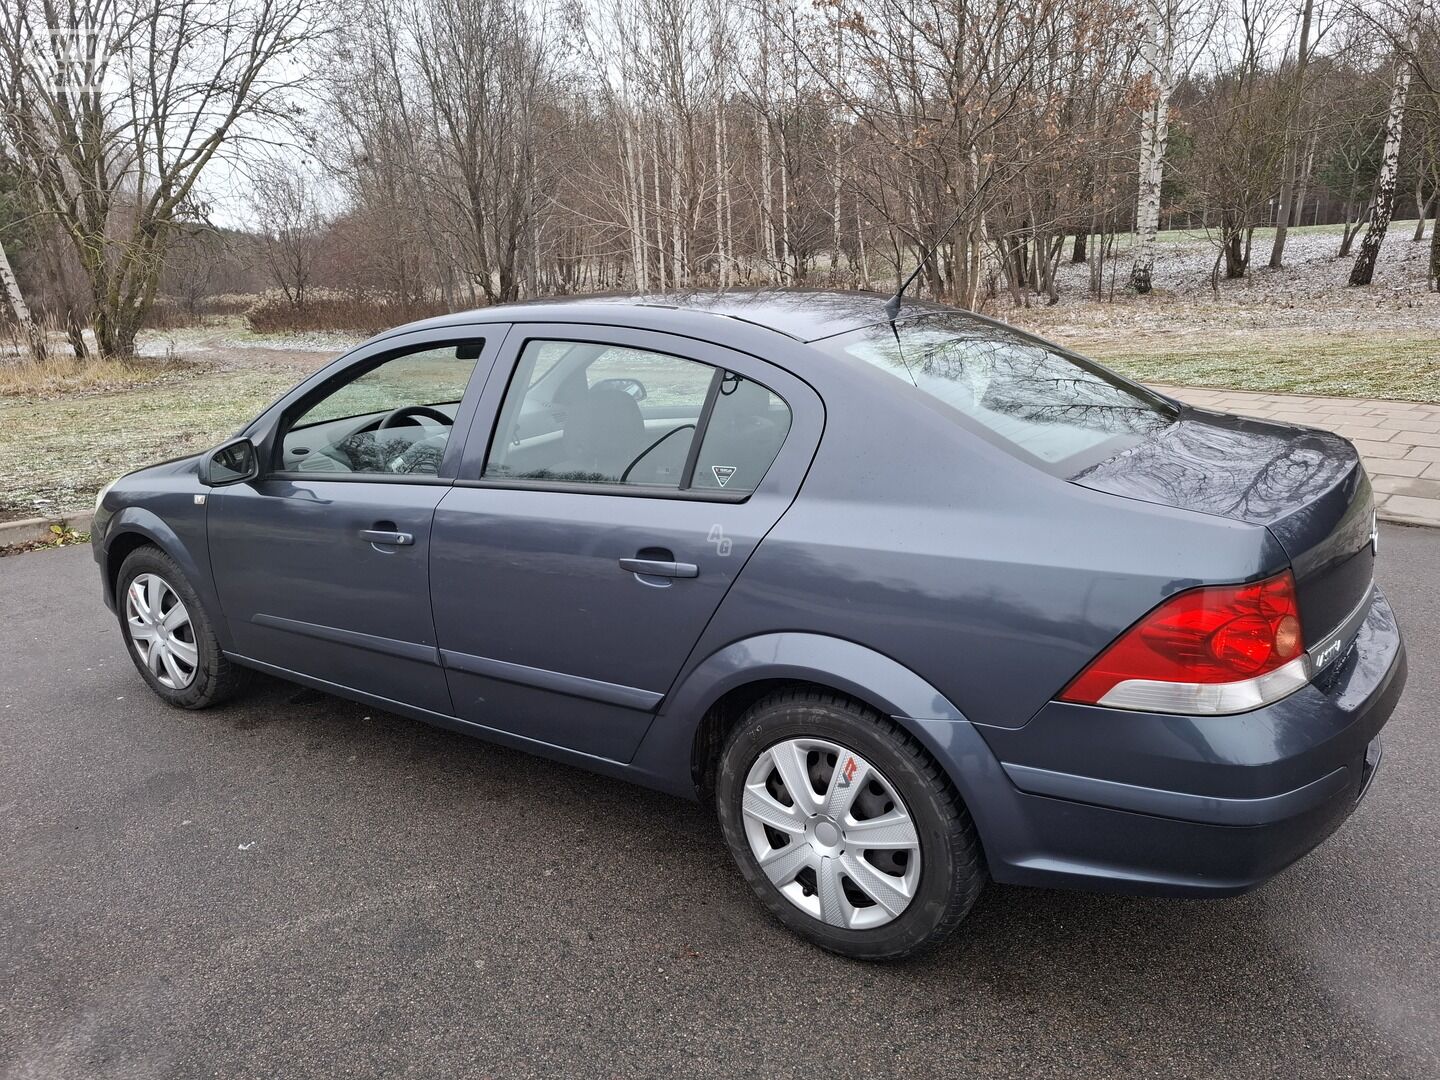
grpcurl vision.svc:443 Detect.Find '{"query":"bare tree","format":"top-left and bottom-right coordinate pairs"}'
top-left (0, 0), bottom-right (321, 359)
top-left (1350, 0), bottom-right (1424, 286)
top-left (251, 158), bottom-right (327, 310)
top-left (1268, 0), bottom-right (1319, 268)
top-left (213, 0), bottom-right (1440, 310)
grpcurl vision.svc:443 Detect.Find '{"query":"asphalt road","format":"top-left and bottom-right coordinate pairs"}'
top-left (2, 528), bottom-right (1437, 1080)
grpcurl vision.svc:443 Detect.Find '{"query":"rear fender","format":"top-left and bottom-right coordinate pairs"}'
top-left (629, 632), bottom-right (1003, 803)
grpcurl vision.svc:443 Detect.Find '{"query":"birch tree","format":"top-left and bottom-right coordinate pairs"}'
top-left (1130, 0), bottom-right (1182, 293)
top-left (1350, 0), bottom-right (1424, 286)
top-left (1130, 0), bottom-right (1213, 293)
top-left (0, 235), bottom-right (45, 361)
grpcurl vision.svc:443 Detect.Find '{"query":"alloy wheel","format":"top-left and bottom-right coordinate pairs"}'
top-left (740, 737), bottom-right (922, 930)
top-left (125, 573), bottom-right (199, 690)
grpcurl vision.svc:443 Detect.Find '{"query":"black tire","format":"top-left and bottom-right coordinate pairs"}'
top-left (715, 688), bottom-right (984, 960)
top-left (116, 545), bottom-right (246, 709)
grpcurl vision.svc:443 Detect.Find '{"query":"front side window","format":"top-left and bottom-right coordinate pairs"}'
top-left (818, 314), bottom-right (1173, 469)
top-left (483, 339), bottom-right (790, 495)
top-left (280, 341), bottom-right (482, 476)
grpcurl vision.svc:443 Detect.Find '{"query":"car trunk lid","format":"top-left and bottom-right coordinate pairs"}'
top-left (1071, 407), bottom-right (1376, 641)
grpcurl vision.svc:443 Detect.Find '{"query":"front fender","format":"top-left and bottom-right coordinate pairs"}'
top-left (100, 506), bottom-right (227, 649)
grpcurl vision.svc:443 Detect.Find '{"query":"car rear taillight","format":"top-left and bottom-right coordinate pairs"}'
top-left (1060, 571), bottom-right (1309, 715)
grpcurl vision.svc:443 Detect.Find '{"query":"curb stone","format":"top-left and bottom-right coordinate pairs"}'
top-left (0, 510), bottom-right (95, 548)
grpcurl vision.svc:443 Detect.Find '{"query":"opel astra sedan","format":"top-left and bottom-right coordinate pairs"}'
top-left (92, 290), bottom-right (1407, 959)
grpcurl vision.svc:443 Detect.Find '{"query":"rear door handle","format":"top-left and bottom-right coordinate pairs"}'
top-left (360, 529), bottom-right (413, 546)
top-left (618, 557), bottom-right (698, 578)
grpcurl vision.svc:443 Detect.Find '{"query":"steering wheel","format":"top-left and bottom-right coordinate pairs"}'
top-left (377, 405), bottom-right (453, 430)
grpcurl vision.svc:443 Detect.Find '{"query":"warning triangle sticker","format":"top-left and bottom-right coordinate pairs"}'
top-left (711, 465), bottom-right (737, 487)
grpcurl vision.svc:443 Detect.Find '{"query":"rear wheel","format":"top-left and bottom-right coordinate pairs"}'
top-left (117, 546), bottom-right (245, 709)
top-left (715, 688), bottom-right (984, 960)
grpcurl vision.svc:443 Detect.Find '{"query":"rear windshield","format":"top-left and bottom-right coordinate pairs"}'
top-left (818, 314), bottom-right (1175, 469)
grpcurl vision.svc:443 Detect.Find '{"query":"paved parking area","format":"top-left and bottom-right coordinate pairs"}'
top-left (1159, 385), bottom-right (1440, 527)
top-left (2, 534), bottom-right (1438, 1079)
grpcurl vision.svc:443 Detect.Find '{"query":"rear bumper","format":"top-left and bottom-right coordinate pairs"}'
top-left (953, 586), bottom-right (1406, 897)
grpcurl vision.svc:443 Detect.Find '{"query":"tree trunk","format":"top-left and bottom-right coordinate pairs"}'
top-left (1431, 210), bottom-right (1440, 290)
top-left (93, 304), bottom-right (141, 361)
top-left (856, 192), bottom-right (869, 287)
top-left (1129, 0), bottom-right (1177, 294)
top-left (65, 312), bottom-right (88, 360)
top-left (1413, 188), bottom-right (1434, 242)
top-left (1269, 0), bottom-right (1316, 268)
top-left (0, 237), bottom-right (46, 362)
top-left (1292, 131), bottom-right (1316, 226)
top-left (1339, 194), bottom-right (1363, 257)
top-left (777, 117), bottom-right (793, 282)
top-left (650, 124), bottom-right (666, 291)
top-left (714, 102), bottom-right (728, 286)
top-left (1072, 232), bottom-right (1087, 264)
top-left (1223, 223), bottom-right (1247, 279)
top-left (1350, 0), bottom-right (1420, 287)
top-left (758, 108), bottom-right (776, 280)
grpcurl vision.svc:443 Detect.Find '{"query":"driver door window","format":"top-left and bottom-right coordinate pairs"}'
top-left (281, 341), bottom-right (482, 476)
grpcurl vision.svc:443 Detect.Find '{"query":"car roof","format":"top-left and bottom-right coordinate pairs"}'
top-left (377, 288), bottom-right (959, 344)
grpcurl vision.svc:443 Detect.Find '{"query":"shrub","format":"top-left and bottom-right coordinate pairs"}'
top-left (245, 295), bottom-right (452, 336)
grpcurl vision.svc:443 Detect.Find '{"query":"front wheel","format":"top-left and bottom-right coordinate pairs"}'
top-left (116, 545), bottom-right (245, 709)
top-left (716, 689), bottom-right (985, 960)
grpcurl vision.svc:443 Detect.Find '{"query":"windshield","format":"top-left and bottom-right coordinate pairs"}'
top-left (819, 314), bottom-right (1174, 469)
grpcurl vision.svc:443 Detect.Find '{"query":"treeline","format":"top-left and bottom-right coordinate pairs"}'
top-left (1, 0), bottom-right (1438, 361)
top-left (260, 0), bottom-right (1440, 310)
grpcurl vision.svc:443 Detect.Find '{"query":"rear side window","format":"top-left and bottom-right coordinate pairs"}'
top-left (483, 339), bottom-right (791, 496)
top-left (690, 373), bottom-right (792, 492)
top-left (819, 314), bottom-right (1173, 468)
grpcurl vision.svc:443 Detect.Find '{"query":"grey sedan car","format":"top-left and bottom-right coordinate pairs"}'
top-left (92, 290), bottom-right (1406, 959)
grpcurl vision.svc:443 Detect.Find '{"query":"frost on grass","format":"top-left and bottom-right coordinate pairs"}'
top-left (997, 229), bottom-right (1440, 402)
top-left (0, 334), bottom-right (327, 518)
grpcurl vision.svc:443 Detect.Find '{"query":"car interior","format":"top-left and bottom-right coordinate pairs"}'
top-left (279, 343), bottom-right (482, 476)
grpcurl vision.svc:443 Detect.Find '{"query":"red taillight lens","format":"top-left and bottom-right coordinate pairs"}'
top-left (1061, 571), bottom-right (1305, 706)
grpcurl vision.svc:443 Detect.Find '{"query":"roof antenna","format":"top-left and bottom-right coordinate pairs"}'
top-left (884, 171), bottom-right (997, 324)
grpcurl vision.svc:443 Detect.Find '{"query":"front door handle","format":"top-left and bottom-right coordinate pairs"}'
top-left (618, 557), bottom-right (698, 579)
top-left (360, 529), bottom-right (413, 546)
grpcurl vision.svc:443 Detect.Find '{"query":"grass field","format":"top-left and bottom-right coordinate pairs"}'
top-left (1077, 329), bottom-right (1440, 403)
top-left (0, 359), bottom-right (304, 519)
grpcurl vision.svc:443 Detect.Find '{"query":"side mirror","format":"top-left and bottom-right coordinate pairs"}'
top-left (201, 437), bottom-right (259, 486)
